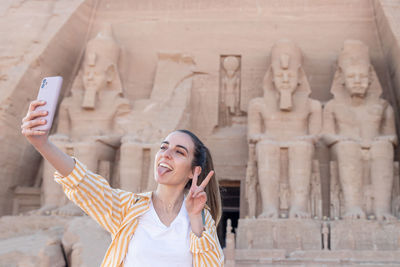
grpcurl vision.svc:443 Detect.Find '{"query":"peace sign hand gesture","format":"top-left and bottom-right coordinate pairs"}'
top-left (185, 167), bottom-right (214, 217)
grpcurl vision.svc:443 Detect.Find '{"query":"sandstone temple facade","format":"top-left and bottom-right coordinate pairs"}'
top-left (1, 0), bottom-right (400, 266)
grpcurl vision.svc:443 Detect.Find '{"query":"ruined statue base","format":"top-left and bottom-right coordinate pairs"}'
top-left (330, 219), bottom-right (400, 250)
top-left (234, 218), bottom-right (400, 266)
top-left (236, 218), bottom-right (322, 251)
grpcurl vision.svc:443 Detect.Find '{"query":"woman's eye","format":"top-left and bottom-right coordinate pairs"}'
top-left (176, 150), bottom-right (184, 155)
top-left (160, 146), bottom-right (167, 150)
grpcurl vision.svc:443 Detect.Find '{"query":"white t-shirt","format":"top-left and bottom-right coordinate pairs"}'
top-left (123, 199), bottom-right (193, 267)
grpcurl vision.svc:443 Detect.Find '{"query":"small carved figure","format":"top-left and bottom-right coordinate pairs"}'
top-left (224, 218), bottom-right (236, 267)
top-left (222, 56), bottom-right (240, 116)
top-left (322, 222), bottom-right (329, 250)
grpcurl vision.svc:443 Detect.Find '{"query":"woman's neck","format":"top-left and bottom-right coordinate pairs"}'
top-left (153, 185), bottom-right (185, 213)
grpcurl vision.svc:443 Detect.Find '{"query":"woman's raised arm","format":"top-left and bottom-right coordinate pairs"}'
top-left (21, 100), bottom-right (75, 176)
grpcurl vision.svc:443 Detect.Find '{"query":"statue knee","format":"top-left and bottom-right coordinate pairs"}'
top-left (335, 141), bottom-right (361, 158)
top-left (74, 141), bottom-right (97, 151)
top-left (256, 142), bottom-right (279, 158)
top-left (288, 141), bottom-right (313, 155)
top-left (370, 140), bottom-right (394, 160)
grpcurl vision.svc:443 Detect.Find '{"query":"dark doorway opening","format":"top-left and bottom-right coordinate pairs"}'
top-left (217, 180), bottom-right (240, 248)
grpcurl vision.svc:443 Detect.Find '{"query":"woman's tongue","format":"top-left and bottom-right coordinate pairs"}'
top-left (157, 165), bottom-right (171, 176)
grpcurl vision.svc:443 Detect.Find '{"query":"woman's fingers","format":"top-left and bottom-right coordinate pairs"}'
top-left (22, 118), bottom-right (46, 129)
top-left (191, 166), bottom-right (201, 188)
top-left (21, 118), bottom-right (47, 136)
top-left (29, 100), bottom-right (46, 112)
top-left (21, 128), bottom-right (46, 136)
top-left (22, 110), bottom-right (48, 122)
top-left (189, 169), bottom-right (215, 198)
top-left (199, 170), bottom-right (214, 188)
top-left (192, 191), bottom-right (207, 202)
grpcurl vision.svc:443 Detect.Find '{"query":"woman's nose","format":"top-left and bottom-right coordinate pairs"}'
top-left (162, 148), bottom-right (173, 159)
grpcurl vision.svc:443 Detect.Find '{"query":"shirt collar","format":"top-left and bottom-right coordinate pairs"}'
top-left (136, 191), bottom-right (153, 199)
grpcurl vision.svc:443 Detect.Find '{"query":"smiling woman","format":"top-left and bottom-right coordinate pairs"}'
top-left (21, 100), bottom-right (224, 267)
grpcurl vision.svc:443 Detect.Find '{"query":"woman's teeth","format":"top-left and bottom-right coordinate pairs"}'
top-left (159, 163), bottom-right (173, 171)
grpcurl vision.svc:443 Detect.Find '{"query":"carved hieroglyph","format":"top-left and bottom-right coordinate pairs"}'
top-left (117, 53), bottom-right (195, 193)
top-left (220, 55), bottom-right (241, 126)
top-left (39, 25), bottom-right (131, 215)
top-left (322, 40), bottom-right (398, 221)
top-left (247, 39), bottom-right (322, 219)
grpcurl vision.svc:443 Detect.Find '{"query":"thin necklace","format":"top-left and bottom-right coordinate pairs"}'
top-left (153, 192), bottom-right (183, 212)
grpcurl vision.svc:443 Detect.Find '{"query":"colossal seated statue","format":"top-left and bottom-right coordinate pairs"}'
top-left (38, 25), bottom-right (131, 215)
top-left (322, 40), bottom-right (398, 221)
top-left (247, 39), bottom-right (322, 219)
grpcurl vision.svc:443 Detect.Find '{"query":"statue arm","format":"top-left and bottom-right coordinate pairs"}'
top-left (377, 104), bottom-right (398, 146)
top-left (305, 100), bottom-right (322, 143)
top-left (321, 102), bottom-right (341, 146)
top-left (114, 97), bottom-right (132, 118)
top-left (247, 99), bottom-right (264, 143)
top-left (52, 100), bottom-right (70, 141)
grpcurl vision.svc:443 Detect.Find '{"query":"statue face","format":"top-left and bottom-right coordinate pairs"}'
top-left (82, 52), bottom-right (106, 93)
top-left (271, 65), bottom-right (299, 94)
top-left (343, 63), bottom-right (370, 97)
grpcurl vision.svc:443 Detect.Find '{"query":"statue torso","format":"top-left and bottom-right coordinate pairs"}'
top-left (331, 99), bottom-right (386, 141)
top-left (63, 91), bottom-right (124, 140)
top-left (260, 97), bottom-right (311, 141)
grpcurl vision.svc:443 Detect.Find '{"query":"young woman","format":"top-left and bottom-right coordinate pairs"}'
top-left (21, 100), bottom-right (224, 267)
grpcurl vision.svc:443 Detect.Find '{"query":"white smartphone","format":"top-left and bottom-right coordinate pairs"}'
top-left (34, 76), bottom-right (63, 131)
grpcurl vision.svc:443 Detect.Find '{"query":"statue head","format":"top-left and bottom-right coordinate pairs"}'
top-left (338, 40), bottom-right (372, 98)
top-left (223, 56), bottom-right (239, 78)
top-left (81, 24), bottom-right (121, 109)
top-left (270, 40), bottom-right (303, 110)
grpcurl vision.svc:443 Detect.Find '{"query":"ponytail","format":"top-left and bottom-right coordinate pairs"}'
top-left (177, 130), bottom-right (222, 225)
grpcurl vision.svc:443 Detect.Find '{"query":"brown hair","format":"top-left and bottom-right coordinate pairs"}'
top-left (177, 129), bottom-right (222, 225)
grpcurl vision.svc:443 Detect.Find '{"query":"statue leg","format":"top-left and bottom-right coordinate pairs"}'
top-left (288, 141), bottom-right (313, 219)
top-left (370, 140), bottom-right (395, 221)
top-left (36, 140), bottom-right (69, 215)
top-left (120, 140), bottom-right (145, 193)
top-left (256, 141), bottom-right (280, 218)
top-left (146, 143), bottom-right (160, 191)
top-left (335, 141), bottom-right (366, 219)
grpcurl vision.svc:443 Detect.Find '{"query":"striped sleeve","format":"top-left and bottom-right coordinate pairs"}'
top-left (190, 209), bottom-right (224, 267)
top-left (54, 158), bottom-right (134, 235)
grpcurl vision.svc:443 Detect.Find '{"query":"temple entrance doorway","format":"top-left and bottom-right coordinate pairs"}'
top-left (217, 180), bottom-right (240, 248)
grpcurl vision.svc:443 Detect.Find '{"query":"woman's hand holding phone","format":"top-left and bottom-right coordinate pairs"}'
top-left (21, 76), bottom-right (75, 177)
top-left (21, 100), bottom-right (50, 148)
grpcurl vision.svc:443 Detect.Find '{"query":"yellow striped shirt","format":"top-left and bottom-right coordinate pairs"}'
top-left (54, 158), bottom-right (224, 267)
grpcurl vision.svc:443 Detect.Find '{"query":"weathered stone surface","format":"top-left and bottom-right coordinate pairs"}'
top-left (236, 218), bottom-right (322, 251)
top-left (2, 0), bottom-right (400, 266)
top-left (0, 215), bottom-right (70, 240)
top-left (0, 0), bottom-right (90, 216)
top-left (62, 217), bottom-right (110, 267)
top-left (0, 227), bottom-right (65, 267)
top-left (330, 219), bottom-right (400, 251)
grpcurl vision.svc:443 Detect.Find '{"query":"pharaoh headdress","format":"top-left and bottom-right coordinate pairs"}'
top-left (262, 39), bottom-right (312, 110)
top-left (76, 24), bottom-right (123, 94)
top-left (330, 40), bottom-right (382, 102)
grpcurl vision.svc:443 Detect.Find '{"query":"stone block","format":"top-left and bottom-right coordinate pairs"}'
top-left (236, 218), bottom-right (322, 251)
top-left (330, 219), bottom-right (400, 250)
